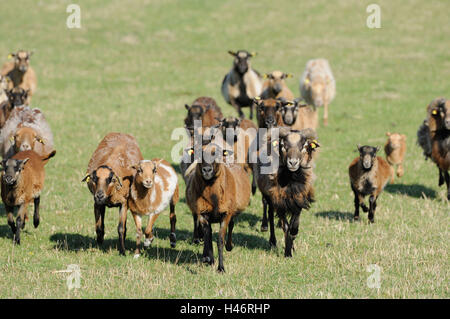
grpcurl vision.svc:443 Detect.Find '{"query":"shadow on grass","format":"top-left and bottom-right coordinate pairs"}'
top-left (314, 211), bottom-right (354, 221)
top-left (49, 232), bottom-right (200, 265)
top-left (0, 224), bottom-right (13, 240)
top-left (385, 183), bottom-right (437, 199)
top-left (235, 211), bottom-right (261, 228)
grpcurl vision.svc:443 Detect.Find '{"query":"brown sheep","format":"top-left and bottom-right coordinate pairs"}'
top-left (1, 51), bottom-right (37, 105)
top-left (1, 105), bottom-right (54, 160)
top-left (128, 159), bottom-right (179, 257)
top-left (82, 132), bottom-right (144, 255)
top-left (217, 116), bottom-right (258, 193)
top-left (349, 145), bottom-right (391, 223)
top-left (384, 132), bottom-right (406, 183)
top-left (185, 141), bottom-right (251, 272)
top-left (277, 98), bottom-right (319, 131)
top-left (254, 127), bottom-right (320, 257)
top-left (300, 59), bottom-right (336, 126)
top-left (254, 97), bottom-right (282, 129)
top-left (221, 50), bottom-right (263, 119)
top-left (184, 96), bottom-right (223, 128)
top-left (1, 149), bottom-right (56, 244)
top-left (417, 98), bottom-right (450, 199)
top-left (260, 70), bottom-right (294, 101)
top-left (0, 87), bottom-right (30, 129)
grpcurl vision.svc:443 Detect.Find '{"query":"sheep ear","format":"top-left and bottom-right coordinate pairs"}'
top-left (185, 104), bottom-right (190, 110)
top-left (81, 173), bottom-right (91, 183)
top-left (357, 144), bottom-right (362, 152)
top-left (113, 173), bottom-right (123, 187)
top-left (286, 73), bottom-right (294, 78)
top-left (7, 53), bottom-right (15, 59)
top-left (223, 149), bottom-right (233, 157)
top-left (303, 77), bottom-right (311, 86)
top-left (228, 50), bottom-right (237, 57)
top-left (375, 146), bottom-right (380, 153)
top-left (262, 73), bottom-right (268, 79)
top-left (36, 136), bottom-right (45, 145)
top-left (250, 52), bottom-right (257, 57)
top-left (19, 158), bottom-right (29, 169)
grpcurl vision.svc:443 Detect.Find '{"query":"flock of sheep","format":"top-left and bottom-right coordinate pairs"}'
top-left (0, 49), bottom-right (448, 273)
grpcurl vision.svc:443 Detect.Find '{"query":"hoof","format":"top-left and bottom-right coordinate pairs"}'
top-left (368, 219), bottom-right (375, 224)
top-left (202, 256), bottom-right (214, 265)
top-left (260, 225), bottom-right (268, 232)
top-left (225, 243), bottom-right (233, 252)
top-left (33, 220), bottom-right (39, 228)
top-left (133, 253), bottom-right (140, 259)
top-left (269, 240), bottom-right (277, 248)
top-left (169, 233), bottom-right (176, 248)
top-left (193, 238), bottom-right (200, 245)
top-left (354, 215), bottom-right (360, 221)
top-left (217, 266), bottom-right (225, 273)
top-left (144, 237), bottom-right (154, 247)
top-left (361, 205), bottom-right (369, 213)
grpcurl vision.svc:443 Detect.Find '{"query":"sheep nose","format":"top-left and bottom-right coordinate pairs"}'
top-left (4, 175), bottom-right (14, 185)
top-left (287, 158), bottom-right (299, 167)
top-left (445, 119), bottom-right (450, 129)
top-left (202, 166), bottom-right (213, 175)
top-left (95, 191), bottom-right (106, 202)
top-left (265, 118), bottom-right (276, 127)
top-left (21, 144), bottom-right (31, 151)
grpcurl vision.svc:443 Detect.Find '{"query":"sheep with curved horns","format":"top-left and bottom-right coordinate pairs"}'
top-left (221, 50), bottom-right (263, 119)
top-left (82, 132), bottom-right (144, 255)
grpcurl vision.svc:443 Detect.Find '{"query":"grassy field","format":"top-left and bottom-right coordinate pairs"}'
top-left (0, 0), bottom-right (448, 298)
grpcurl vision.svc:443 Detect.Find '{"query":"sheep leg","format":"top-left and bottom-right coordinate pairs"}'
top-left (201, 217), bottom-right (214, 265)
top-left (267, 199), bottom-right (277, 248)
top-left (169, 201), bottom-right (177, 248)
top-left (218, 214), bottom-right (233, 272)
top-left (33, 197), bottom-right (40, 228)
top-left (396, 163), bottom-right (404, 178)
top-left (6, 205), bottom-right (16, 235)
top-left (444, 171), bottom-right (450, 200)
top-left (438, 168), bottom-right (444, 186)
top-left (144, 213), bottom-right (159, 247)
top-left (225, 217), bottom-right (234, 252)
top-left (261, 197), bottom-right (268, 232)
top-left (192, 214), bottom-right (203, 244)
top-left (368, 195), bottom-right (377, 223)
top-left (230, 97), bottom-right (244, 119)
top-left (352, 186), bottom-right (360, 220)
top-left (94, 204), bottom-right (105, 245)
top-left (285, 212), bottom-right (301, 258)
top-left (249, 103), bottom-right (254, 120)
top-left (14, 204), bottom-right (27, 245)
top-left (117, 204), bottom-right (128, 255)
top-left (132, 213), bottom-right (143, 256)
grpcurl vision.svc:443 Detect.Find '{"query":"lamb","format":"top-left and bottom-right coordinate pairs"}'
top-left (82, 132), bottom-right (144, 255)
top-left (349, 145), bottom-right (391, 223)
top-left (185, 141), bottom-right (251, 272)
top-left (0, 105), bottom-right (54, 160)
top-left (0, 87), bottom-right (30, 129)
top-left (254, 127), bottom-right (320, 257)
top-left (299, 59), bottom-right (336, 126)
top-left (128, 159), bottom-right (179, 257)
top-left (221, 50), bottom-right (263, 119)
top-left (384, 132), bottom-right (407, 182)
top-left (184, 96), bottom-right (223, 128)
top-left (1, 51), bottom-right (37, 105)
top-left (417, 98), bottom-right (450, 199)
top-left (1, 149), bottom-right (56, 244)
top-left (260, 70), bottom-right (294, 101)
top-left (277, 98), bottom-right (318, 131)
top-left (254, 97), bottom-right (282, 129)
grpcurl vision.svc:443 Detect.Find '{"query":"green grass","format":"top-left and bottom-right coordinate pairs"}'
top-left (0, 0), bottom-right (448, 298)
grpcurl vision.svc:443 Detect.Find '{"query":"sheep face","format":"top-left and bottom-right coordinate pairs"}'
top-left (264, 71), bottom-right (291, 95)
top-left (12, 127), bottom-right (44, 153)
top-left (279, 101), bottom-right (299, 126)
top-left (190, 143), bottom-right (233, 181)
top-left (132, 161), bottom-right (158, 189)
top-left (11, 51), bottom-right (32, 73)
top-left (357, 145), bottom-right (379, 170)
top-left (429, 99), bottom-right (450, 130)
top-left (278, 130), bottom-right (319, 172)
top-left (84, 166), bottom-right (122, 205)
top-left (386, 132), bottom-right (406, 150)
top-left (229, 50), bottom-right (253, 75)
top-left (255, 98), bottom-right (280, 128)
top-left (185, 104), bottom-right (204, 126)
top-left (219, 117), bottom-right (241, 142)
top-left (1, 158), bottom-right (28, 186)
top-left (7, 87), bottom-right (28, 107)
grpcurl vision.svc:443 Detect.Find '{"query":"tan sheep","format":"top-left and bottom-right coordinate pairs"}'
top-left (384, 132), bottom-right (406, 182)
